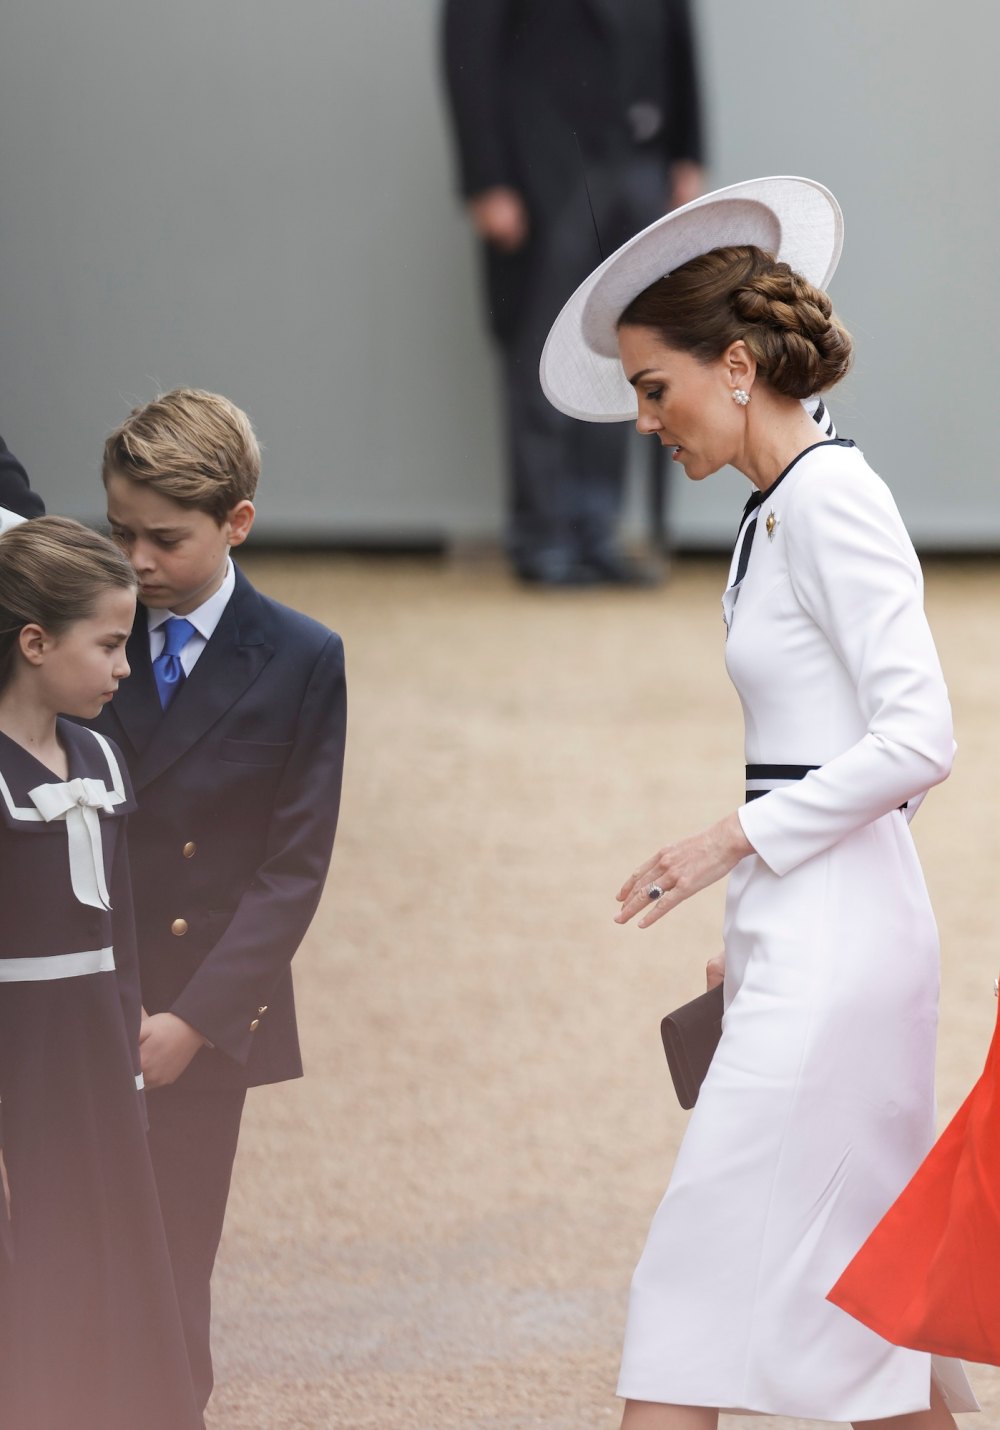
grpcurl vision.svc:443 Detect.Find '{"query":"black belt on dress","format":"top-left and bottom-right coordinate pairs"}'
top-left (745, 763), bottom-right (818, 801)
top-left (745, 762), bottom-right (907, 812)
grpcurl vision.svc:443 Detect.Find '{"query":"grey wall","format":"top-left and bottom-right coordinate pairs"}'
top-left (670, 0), bottom-right (1000, 548)
top-left (0, 1), bottom-right (996, 548)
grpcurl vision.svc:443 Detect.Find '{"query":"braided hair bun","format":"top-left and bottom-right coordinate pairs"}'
top-left (618, 244), bottom-right (852, 399)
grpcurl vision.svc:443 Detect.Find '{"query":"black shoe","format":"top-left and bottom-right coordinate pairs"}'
top-left (580, 550), bottom-right (661, 586)
top-left (514, 555), bottom-right (601, 587)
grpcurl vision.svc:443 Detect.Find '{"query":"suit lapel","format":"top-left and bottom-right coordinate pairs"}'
top-left (130, 569), bottom-right (275, 791)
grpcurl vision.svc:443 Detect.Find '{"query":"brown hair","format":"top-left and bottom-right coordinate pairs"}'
top-left (102, 388), bottom-right (260, 521)
top-left (618, 244), bottom-right (853, 399)
top-left (0, 517), bottom-right (136, 695)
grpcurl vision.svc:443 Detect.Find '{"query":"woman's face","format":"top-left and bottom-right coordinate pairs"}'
top-left (617, 326), bottom-right (748, 482)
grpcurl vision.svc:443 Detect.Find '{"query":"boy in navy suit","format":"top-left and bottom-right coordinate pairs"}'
top-left (91, 389), bottom-right (347, 1413)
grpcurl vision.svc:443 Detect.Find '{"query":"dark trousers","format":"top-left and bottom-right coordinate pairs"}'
top-left (500, 153), bottom-right (668, 574)
top-left (503, 344), bottom-right (629, 572)
top-left (146, 1085), bottom-right (247, 1413)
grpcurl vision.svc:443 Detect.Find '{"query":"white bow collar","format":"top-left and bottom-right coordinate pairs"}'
top-left (29, 777), bottom-right (125, 910)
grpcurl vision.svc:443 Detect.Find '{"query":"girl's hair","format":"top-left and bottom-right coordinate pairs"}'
top-left (618, 244), bottom-right (853, 399)
top-left (0, 516), bottom-right (137, 695)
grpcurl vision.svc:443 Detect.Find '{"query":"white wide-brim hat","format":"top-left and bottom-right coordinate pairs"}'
top-left (540, 175), bottom-right (843, 423)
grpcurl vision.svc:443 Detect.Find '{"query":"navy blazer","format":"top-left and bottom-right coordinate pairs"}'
top-left (89, 565), bottom-right (347, 1091)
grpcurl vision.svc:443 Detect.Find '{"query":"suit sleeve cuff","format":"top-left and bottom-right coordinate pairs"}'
top-left (169, 996), bottom-right (252, 1068)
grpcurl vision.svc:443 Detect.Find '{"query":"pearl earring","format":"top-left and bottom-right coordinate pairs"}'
top-left (732, 389), bottom-right (750, 407)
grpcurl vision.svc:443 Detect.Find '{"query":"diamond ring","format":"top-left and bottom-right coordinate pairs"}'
top-left (647, 884), bottom-right (664, 901)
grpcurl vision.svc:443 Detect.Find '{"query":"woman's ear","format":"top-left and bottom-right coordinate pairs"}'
top-left (18, 623), bottom-right (49, 667)
top-left (725, 340), bottom-right (756, 395)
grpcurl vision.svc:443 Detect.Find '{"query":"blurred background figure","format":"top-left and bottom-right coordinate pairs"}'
top-left (0, 434), bottom-right (44, 519)
top-left (442, 0), bottom-right (703, 586)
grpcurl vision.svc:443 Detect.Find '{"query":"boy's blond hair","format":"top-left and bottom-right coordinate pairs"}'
top-left (102, 388), bottom-right (260, 521)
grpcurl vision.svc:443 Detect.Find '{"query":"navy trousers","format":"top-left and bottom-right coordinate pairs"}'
top-left (146, 1085), bottom-right (247, 1413)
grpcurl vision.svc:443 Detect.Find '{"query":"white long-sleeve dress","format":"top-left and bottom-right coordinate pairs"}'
top-left (617, 438), bottom-right (978, 1420)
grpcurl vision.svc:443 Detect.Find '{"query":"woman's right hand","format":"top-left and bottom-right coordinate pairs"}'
top-left (706, 953), bottom-right (725, 991)
top-left (615, 814), bottom-right (753, 929)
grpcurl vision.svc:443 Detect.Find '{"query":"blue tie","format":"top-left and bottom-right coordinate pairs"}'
top-left (152, 617), bottom-right (196, 708)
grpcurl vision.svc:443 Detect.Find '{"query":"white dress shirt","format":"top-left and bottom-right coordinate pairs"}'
top-left (147, 558), bottom-right (235, 674)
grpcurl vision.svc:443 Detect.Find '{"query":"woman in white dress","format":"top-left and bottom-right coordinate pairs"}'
top-left (540, 179), bottom-right (978, 1429)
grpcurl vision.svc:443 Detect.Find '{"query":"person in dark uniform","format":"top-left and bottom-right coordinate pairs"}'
top-left (0, 433), bottom-right (44, 518)
top-left (442, 0), bottom-right (704, 584)
top-left (0, 516), bottom-right (201, 1430)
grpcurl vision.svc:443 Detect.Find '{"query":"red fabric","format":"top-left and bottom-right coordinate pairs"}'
top-left (828, 1000), bottom-right (1000, 1365)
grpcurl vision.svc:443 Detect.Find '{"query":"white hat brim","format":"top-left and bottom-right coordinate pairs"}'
top-left (539, 176), bottom-right (844, 422)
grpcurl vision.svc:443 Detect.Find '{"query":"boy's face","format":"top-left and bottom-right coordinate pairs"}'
top-left (105, 472), bottom-right (254, 616)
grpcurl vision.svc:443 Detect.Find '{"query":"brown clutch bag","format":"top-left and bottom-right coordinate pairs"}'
top-left (660, 983), bottom-right (724, 1110)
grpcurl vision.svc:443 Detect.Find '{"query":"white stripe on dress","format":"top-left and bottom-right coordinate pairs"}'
top-left (0, 946), bottom-right (115, 981)
top-left (745, 777), bottom-right (810, 793)
top-left (89, 728), bottom-right (126, 801)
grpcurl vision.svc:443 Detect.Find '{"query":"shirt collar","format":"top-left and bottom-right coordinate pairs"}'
top-left (147, 556), bottom-right (236, 641)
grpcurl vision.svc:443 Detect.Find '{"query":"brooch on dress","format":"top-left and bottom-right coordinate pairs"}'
top-left (765, 509), bottom-right (780, 541)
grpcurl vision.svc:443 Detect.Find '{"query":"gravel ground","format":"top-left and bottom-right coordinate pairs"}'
top-left (204, 552), bottom-right (1000, 1430)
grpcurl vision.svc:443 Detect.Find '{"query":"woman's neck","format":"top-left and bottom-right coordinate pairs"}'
top-left (0, 684), bottom-right (66, 778)
top-left (736, 401), bottom-right (832, 493)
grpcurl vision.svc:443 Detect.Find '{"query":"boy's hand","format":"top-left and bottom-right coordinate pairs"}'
top-left (139, 1012), bottom-right (208, 1088)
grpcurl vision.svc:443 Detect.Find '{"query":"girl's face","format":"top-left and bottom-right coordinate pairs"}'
top-left (617, 326), bottom-right (749, 482)
top-left (32, 587), bottom-right (136, 719)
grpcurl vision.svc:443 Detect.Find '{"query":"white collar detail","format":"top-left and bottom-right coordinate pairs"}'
top-left (29, 777), bottom-right (125, 910)
top-left (0, 727), bottom-right (126, 827)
